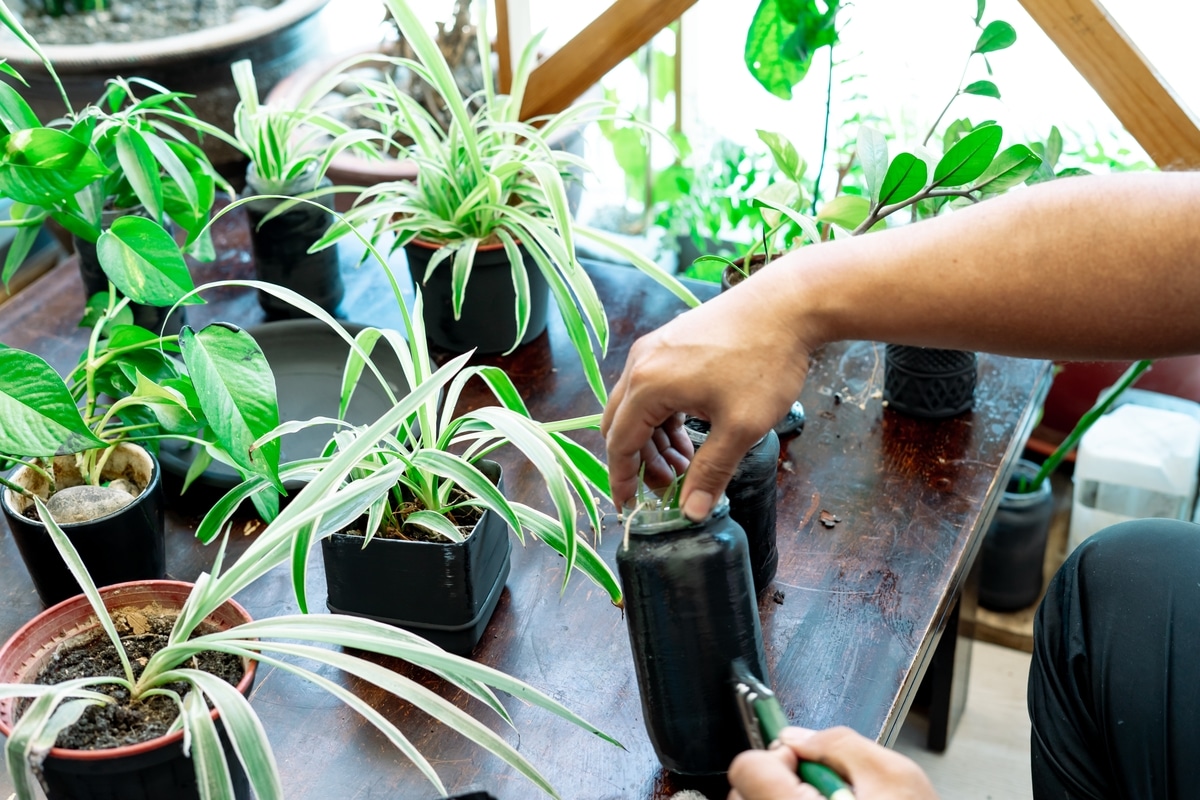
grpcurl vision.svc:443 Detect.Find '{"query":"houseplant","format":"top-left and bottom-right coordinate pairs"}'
top-left (979, 359), bottom-right (1152, 610)
top-left (0, 260), bottom-right (282, 605)
top-left (0, 7), bottom-right (228, 331)
top-left (0, 459), bottom-right (619, 799)
top-left (225, 57), bottom-right (382, 317)
top-left (193, 274), bottom-right (623, 654)
top-left (0, 0), bottom-right (333, 173)
top-left (321, 0), bottom-right (698, 404)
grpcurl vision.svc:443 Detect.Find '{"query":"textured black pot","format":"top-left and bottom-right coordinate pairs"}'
top-left (0, 581), bottom-right (255, 800)
top-left (1, 444), bottom-right (166, 607)
top-left (883, 344), bottom-right (977, 419)
top-left (74, 208), bottom-right (187, 336)
top-left (617, 498), bottom-right (768, 775)
top-left (321, 461), bottom-right (511, 656)
top-left (245, 171), bottom-right (343, 318)
top-left (404, 239), bottom-right (550, 354)
top-left (684, 418), bottom-right (779, 596)
top-left (979, 459), bottom-right (1055, 611)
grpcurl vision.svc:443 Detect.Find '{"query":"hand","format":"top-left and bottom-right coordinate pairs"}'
top-left (602, 272), bottom-right (812, 520)
top-left (727, 727), bottom-right (939, 800)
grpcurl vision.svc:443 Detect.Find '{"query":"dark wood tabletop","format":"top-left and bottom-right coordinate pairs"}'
top-left (0, 204), bottom-right (1051, 799)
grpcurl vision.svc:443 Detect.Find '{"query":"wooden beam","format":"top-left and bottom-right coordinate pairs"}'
top-left (495, 0), bottom-right (512, 94)
top-left (520, 0), bottom-right (698, 119)
top-left (1017, 0), bottom-right (1200, 169)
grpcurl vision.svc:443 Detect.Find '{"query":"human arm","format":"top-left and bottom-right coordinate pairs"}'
top-left (727, 726), bottom-right (938, 800)
top-left (603, 172), bottom-right (1200, 517)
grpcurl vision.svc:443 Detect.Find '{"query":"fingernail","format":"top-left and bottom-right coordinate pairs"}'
top-left (778, 727), bottom-right (815, 746)
top-left (682, 490), bottom-right (713, 522)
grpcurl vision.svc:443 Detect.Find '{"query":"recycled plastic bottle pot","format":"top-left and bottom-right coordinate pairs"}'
top-left (404, 238), bottom-right (550, 354)
top-left (0, 443), bottom-right (166, 607)
top-left (684, 417), bottom-right (779, 595)
top-left (883, 344), bottom-right (977, 419)
top-left (244, 168), bottom-right (343, 318)
top-left (618, 496), bottom-right (769, 775)
top-left (74, 207), bottom-right (187, 336)
top-left (979, 459), bottom-right (1054, 611)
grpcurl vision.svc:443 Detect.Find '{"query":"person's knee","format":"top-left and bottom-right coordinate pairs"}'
top-left (1056, 518), bottom-right (1200, 606)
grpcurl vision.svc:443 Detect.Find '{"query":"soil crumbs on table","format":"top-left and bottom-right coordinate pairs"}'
top-left (19, 0), bottom-right (282, 46)
top-left (24, 609), bottom-right (243, 750)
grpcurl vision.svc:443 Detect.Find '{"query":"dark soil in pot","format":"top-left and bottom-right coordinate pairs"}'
top-left (405, 238), bottom-right (550, 354)
top-left (321, 460), bottom-right (512, 655)
top-left (22, 613), bottom-right (243, 751)
top-left (18, 0), bottom-right (282, 44)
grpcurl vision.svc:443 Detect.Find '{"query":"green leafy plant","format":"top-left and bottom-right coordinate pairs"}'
top-left (325, 0), bottom-right (699, 404)
top-left (1018, 360), bottom-right (1152, 493)
top-left (195, 270), bottom-right (622, 610)
top-left (227, 58), bottom-right (382, 196)
top-left (0, 467), bottom-right (619, 799)
top-left (0, 272), bottom-right (281, 500)
top-left (0, 1), bottom-right (226, 284)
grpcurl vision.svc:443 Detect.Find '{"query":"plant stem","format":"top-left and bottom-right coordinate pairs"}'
top-left (853, 186), bottom-right (976, 235)
top-left (922, 52), bottom-right (973, 146)
top-left (1026, 360), bottom-right (1153, 492)
top-left (810, 46), bottom-right (834, 215)
top-left (0, 458), bottom-right (54, 495)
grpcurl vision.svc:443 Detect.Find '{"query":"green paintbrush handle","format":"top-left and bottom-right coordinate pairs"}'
top-left (753, 695), bottom-right (856, 800)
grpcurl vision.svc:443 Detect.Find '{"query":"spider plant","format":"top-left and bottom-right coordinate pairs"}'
top-left (0, 465), bottom-right (619, 799)
top-left (320, 0), bottom-right (699, 404)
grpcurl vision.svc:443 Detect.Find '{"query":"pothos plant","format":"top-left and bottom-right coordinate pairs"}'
top-left (0, 0), bottom-right (224, 286)
top-left (324, 0), bottom-right (698, 404)
top-left (0, 237), bottom-right (283, 505)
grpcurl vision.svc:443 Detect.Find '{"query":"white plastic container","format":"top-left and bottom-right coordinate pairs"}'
top-left (1069, 404), bottom-right (1200, 552)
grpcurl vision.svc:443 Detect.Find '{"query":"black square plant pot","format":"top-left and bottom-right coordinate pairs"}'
top-left (320, 461), bottom-right (512, 656)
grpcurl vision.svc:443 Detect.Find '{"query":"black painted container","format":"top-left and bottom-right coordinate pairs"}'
top-left (244, 170), bottom-right (343, 319)
top-left (883, 344), bottom-right (977, 419)
top-left (321, 461), bottom-right (511, 655)
top-left (1, 444), bottom-right (166, 607)
top-left (684, 418), bottom-right (779, 595)
top-left (979, 459), bottom-right (1055, 611)
top-left (74, 207), bottom-right (186, 336)
top-left (617, 498), bottom-right (768, 775)
top-left (404, 238), bottom-right (550, 354)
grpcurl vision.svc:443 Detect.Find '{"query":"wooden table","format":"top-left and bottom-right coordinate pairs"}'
top-left (0, 206), bottom-right (1051, 799)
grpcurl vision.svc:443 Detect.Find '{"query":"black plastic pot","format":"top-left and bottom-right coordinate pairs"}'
top-left (321, 461), bottom-right (511, 656)
top-left (245, 171), bottom-right (343, 319)
top-left (979, 459), bottom-right (1055, 611)
top-left (617, 497), bottom-right (768, 775)
top-left (1, 444), bottom-right (166, 607)
top-left (404, 238), bottom-right (550, 354)
top-left (0, 581), bottom-right (255, 800)
top-left (883, 344), bottom-right (977, 419)
top-left (684, 418), bottom-right (779, 596)
top-left (74, 208), bottom-right (187, 336)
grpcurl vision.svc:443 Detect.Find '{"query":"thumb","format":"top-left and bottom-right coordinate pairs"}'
top-left (680, 425), bottom-right (754, 521)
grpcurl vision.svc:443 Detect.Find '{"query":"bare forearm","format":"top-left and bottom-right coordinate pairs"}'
top-left (758, 172), bottom-right (1200, 360)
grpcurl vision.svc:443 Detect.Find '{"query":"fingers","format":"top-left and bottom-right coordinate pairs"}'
top-left (778, 727), bottom-right (939, 800)
top-left (727, 747), bottom-right (809, 800)
top-left (679, 422), bottom-right (758, 521)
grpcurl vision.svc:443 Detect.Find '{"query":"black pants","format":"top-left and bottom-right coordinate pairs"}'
top-left (1028, 518), bottom-right (1200, 799)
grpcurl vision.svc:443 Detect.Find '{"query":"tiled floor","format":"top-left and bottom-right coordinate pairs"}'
top-left (895, 641), bottom-right (1034, 799)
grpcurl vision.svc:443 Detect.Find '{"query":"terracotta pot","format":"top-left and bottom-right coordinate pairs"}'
top-left (0, 0), bottom-right (332, 173)
top-left (2, 443), bottom-right (166, 607)
top-left (0, 580), bottom-right (256, 800)
top-left (321, 460), bottom-right (512, 656)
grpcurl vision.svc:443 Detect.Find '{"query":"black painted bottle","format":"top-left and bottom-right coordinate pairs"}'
top-left (617, 497), bottom-right (769, 775)
top-left (684, 418), bottom-right (780, 596)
